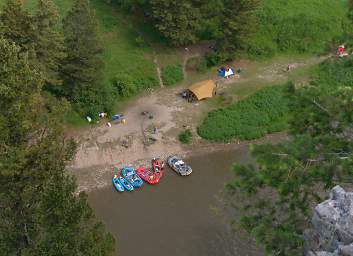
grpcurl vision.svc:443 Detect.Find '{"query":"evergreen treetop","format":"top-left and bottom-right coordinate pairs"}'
top-left (0, 0), bottom-right (37, 60)
top-left (35, 0), bottom-right (66, 88)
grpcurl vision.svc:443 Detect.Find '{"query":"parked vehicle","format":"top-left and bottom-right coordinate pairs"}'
top-left (167, 155), bottom-right (192, 176)
top-left (121, 167), bottom-right (143, 188)
top-left (112, 175), bottom-right (124, 192)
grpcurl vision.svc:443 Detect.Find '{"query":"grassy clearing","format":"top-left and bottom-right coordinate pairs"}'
top-left (91, 0), bottom-right (157, 90)
top-left (197, 85), bottom-right (291, 141)
top-left (249, 0), bottom-right (349, 57)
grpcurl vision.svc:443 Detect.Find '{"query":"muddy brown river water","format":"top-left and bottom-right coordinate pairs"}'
top-left (88, 146), bottom-right (264, 256)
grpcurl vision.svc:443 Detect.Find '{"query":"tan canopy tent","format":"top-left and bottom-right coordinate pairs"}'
top-left (188, 80), bottom-right (216, 101)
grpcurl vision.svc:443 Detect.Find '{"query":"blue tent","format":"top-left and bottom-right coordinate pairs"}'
top-left (218, 67), bottom-right (234, 78)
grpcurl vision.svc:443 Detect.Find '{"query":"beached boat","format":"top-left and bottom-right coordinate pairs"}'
top-left (119, 176), bottom-right (134, 191)
top-left (136, 159), bottom-right (163, 185)
top-left (136, 167), bottom-right (158, 184)
top-left (121, 167), bottom-right (143, 188)
top-left (112, 175), bottom-right (125, 192)
top-left (152, 158), bottom-right (163, 173)
top-left (167, 155), bottom-right (192, 176)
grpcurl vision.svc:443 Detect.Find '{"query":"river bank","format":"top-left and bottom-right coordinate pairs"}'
top-left (70, 130), bottom-right (287, 192)
top-left (68, 54), bottom-right (321, 192)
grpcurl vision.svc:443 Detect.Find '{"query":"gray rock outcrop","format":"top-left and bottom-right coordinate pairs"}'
top-left (305, 186), bottom-right (353, 256)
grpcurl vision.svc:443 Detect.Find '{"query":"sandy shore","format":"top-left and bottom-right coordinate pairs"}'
top-left (69, 121), bottom-right (287, 192)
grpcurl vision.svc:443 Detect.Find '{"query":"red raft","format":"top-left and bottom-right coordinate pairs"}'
top-left (136, 158), bottom-right (163, 184)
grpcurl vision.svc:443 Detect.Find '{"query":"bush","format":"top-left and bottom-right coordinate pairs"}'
top-left (161, 63), bottom-right (183, 86)
top-left (196, 58), bottom-right (208, 72)
top-left (197, 85), bottom-right (291, 141)
top-left (178, 129), bottom-right (192, 144)
top-left (112, 73), bottom-right (137, 97)
top-left (72, 83), bottom-right (115, 118)
top-left (204, 50), bottom-right (222, 67)
top-left (314, 57), bottom-right (353, 88)
top-left (112, 72), bottom-right (158, 98)
top-left (186, 56), bottom-right (208, 73)
top-left (135, 35), bottom-right (146, 47)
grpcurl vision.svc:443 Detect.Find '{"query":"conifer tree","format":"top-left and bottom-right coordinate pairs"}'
top-left (218, 0), bottom-right (260, 60)
top-left (0, 0), bottom-right (37, 61)
top-left (0, 38), bottom-right (114, 255)
top-left (35, 0), bottom-right (66, 90)
top-left (61, 0), bottom-right (105, 115)
top-left (149, 0), bottom-right (201, 46)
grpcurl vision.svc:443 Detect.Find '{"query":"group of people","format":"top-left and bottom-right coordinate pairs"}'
top-left (337, 45), bottom-right (349, 58)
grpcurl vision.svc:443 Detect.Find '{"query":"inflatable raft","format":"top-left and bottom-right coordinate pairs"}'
top-left (121, 167), bottom-right (143, 188)
top-left (112, 175), bottom-right (124, 192)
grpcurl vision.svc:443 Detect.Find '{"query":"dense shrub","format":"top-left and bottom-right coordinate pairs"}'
top-left (72, 83), bottom-right (115, 118)
top-left (198, 85), bottom-right (291, 141)
top-left (112, 73), bottom-right (137, 97)
top-left (112, 72), bottom-right (158, 97)
top-left (249, 0), bottom-right (349, 57)
top-left (193, 50), bottom-right (223, 70)
top-left (196, 58), bottom-right (208, 72)
top-left (204, 50), bottom-right (222, 67)
top-left (314, 57), bottom-right (353, 88)
top-left (186, 56), bottom-right (208, 72)
top-left (179, 129), bottom-right (192, 144)
top-left (161, 63), bottom-right (183, 86)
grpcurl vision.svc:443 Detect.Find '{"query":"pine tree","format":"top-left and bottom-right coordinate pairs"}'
top-left (61, 0), bottom-right (105, 115)
top-left (0, 0), bottom-right (37, 62)
top-left (0, 38), bottom-right (114, 255)
top-left (149, 0), bottom-right (201, 46)
top-left (218, 0), bottom-right (260, 60)
top-left (35, 0), bottom-right (66, 90)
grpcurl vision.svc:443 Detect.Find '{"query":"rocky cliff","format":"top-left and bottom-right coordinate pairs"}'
top-left (305, 186), bottom-right (353, 256)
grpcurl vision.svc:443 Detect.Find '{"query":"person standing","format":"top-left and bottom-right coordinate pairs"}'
top-left (237, 67), bottom-right (242, 77)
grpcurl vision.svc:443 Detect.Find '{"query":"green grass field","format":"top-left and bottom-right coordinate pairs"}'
top-left (249, 0), bottom-right (349, 57)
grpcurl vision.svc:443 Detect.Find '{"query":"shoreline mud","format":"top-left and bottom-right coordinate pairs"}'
top-left (69, 132), bottom-right (287, 192)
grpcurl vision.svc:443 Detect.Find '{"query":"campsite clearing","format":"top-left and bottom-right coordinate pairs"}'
top-left (68, 54), bottom-right (325, 191)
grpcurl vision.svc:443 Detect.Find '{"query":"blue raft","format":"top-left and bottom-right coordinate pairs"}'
top-left (121, 167), bottom-right (143, 188)
top-left (119, 176), bottom-right (134, 191)
top-left (112, 176), bottom-right (125, 192)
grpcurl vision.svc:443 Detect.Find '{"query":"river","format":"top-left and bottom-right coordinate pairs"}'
top-left (88, 146), bottom-right (264, 256)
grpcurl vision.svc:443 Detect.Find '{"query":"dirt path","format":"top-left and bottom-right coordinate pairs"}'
top-left (182, 52), bottom-right (200, 80)
top-left (68, 54), bottom-right (328, 192)
top-left (153, 55), bottom-right (164, 88)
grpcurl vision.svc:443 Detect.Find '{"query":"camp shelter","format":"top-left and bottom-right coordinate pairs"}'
top-left (188, 80), bottom-right (216, 101)
top-left (218, 66), bottom-right (234, 78)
